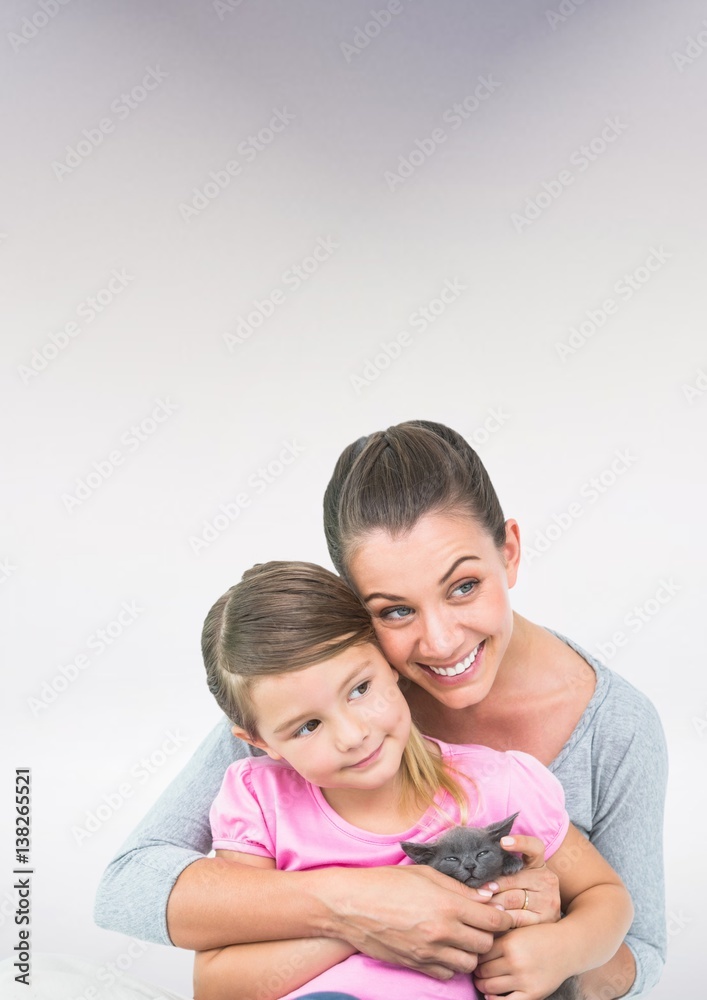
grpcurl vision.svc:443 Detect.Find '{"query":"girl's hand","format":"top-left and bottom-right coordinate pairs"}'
top-left (473, 923), bottom-right (572, 1000)
top-left (477, 835), bottom-right (561, 928)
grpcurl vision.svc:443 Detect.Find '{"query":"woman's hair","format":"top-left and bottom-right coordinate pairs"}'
top-left (202, 560), bottom-right (468, 820)
top-left (323, 419), bottom-right (506, 582)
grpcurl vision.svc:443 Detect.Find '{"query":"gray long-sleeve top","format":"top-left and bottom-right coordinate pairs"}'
top-left (94, 633), bottom-right (668, 998)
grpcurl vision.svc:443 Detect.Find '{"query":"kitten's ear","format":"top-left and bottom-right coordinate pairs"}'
top-left (400, 841), bottom-right (435, 865)
top-left (486, 811), bottom-right (520, 842)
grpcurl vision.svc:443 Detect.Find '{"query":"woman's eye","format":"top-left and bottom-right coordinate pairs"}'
top-left (294, 719), bottom-right (320, 738)
top-left (380, 605), bottom-right (413, 621)
top-left (350, 681), bottom-right (370, 699)
top-left (453, 580), bottom-right (477, 597)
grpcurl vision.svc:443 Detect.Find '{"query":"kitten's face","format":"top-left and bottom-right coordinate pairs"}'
top-left (401, 812), bottom-right (523, 888)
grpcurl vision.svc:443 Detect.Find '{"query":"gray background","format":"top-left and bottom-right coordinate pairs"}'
top-left (2, 0), bottom-right (705, 995)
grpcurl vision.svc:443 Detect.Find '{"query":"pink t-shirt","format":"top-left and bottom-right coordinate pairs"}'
top-left (210, 739), bottom-right (570, 1000)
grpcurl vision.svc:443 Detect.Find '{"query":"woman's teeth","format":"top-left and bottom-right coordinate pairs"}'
top-left (427, 643), bottom-right (482, 676)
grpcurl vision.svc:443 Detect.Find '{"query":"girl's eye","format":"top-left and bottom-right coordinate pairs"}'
top-left (294, 719), bottom-right (320, 738)
top-left (379, 605), bottom-right (413, 621)
top-left (453, 579), bottom-right (478, 597)
top-left (350, 681), bottom-right (370, 699)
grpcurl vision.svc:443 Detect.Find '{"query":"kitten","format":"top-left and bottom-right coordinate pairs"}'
top-left (401, 812), bottom-right (582, 1000)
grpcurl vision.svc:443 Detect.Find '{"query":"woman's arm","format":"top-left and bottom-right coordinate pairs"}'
top-left (192, 851), bottom-right (357, 1000)
top-left (474, 824), bottom-right (634, 1000)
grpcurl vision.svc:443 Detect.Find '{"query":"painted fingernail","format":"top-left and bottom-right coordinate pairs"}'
top-left (477, 888), bottom-right (493, 897)
top-left (500, 836), bottom-right (515, 846)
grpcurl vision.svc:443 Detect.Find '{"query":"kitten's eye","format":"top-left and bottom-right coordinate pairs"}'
top-left (443, 856), bottom-right (459, 863)
top-left (476, 850), bottom-right (489, 858)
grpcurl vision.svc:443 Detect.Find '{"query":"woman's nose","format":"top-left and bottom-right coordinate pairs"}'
top-left (417, 611), bottom-right (464, 661)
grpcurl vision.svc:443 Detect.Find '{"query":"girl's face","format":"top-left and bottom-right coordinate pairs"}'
top-left (347, 511), bottom-right (521, 712)
top-left (239, 642), bottom-right (411, 795)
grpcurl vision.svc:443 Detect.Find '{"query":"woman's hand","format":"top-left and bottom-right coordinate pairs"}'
top-left (324, 863), bottom-right (512, 980)
top-left (473, 923), bottom-right (573, 1000)
top-left (477, 835), bottom-right (561, 928)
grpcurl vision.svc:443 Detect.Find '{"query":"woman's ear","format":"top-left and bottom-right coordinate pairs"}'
top-left (231, 725), bottom-right (283, 761)
top-left (502, 519), bottom-right (522, 588)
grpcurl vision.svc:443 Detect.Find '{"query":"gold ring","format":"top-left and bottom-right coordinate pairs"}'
top-left (522, 889), bottom-right (530, 910)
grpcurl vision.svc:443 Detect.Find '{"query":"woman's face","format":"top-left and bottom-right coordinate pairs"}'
top-left (347, 511), bottom-right (521, 712)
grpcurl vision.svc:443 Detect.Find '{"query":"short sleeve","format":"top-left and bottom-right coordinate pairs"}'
top-left (505, 750), bottom-right (570, 859)
top-left (209, 760), bottom-right (275, 858)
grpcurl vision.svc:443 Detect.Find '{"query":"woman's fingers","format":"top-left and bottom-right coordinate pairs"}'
top-left (476, 838), bottom-right (562, 926)
top-left (500, 833), bottom-right (546, 867)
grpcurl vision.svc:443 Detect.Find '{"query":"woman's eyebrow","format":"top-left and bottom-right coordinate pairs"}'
top-left (364, 556), bottom-right (480, 602)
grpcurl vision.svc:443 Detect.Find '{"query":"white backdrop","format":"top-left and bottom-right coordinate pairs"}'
top-left (2, 0), bottom-right (705, 996)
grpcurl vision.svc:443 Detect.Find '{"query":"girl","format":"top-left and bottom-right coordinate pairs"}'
top-left (193, 560), bottom-right (633, 1000)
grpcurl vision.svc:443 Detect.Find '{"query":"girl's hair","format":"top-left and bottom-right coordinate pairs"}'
top-left (323, 419), bottom-right (506, 582)
top-left (202, 560), bottom-right (468, 820)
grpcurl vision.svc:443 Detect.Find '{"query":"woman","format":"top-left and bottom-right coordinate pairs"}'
top-left (95, 420), bottom-right (667, 999)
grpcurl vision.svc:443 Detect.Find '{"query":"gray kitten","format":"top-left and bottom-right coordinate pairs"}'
top-left (401, 812), bottom-right (582, 1000)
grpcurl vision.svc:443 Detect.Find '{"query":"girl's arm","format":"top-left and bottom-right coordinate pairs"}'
top-left (193, 852), bottom-right (356, 1000)
top-left (474, 823), bottom-right (634, 1000)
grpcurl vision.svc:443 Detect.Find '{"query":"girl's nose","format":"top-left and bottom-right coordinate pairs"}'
top-left (334, 715), bottom-right (367, 752)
